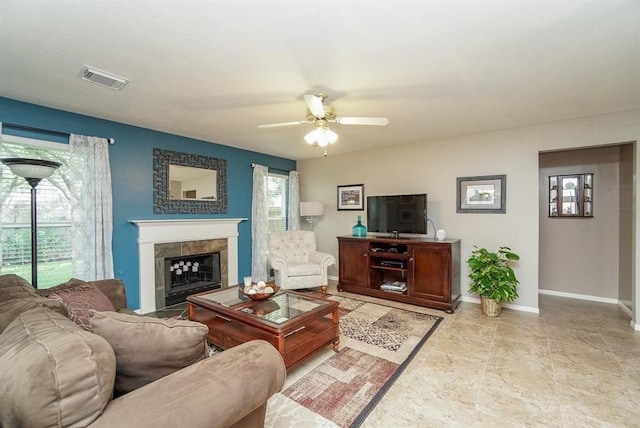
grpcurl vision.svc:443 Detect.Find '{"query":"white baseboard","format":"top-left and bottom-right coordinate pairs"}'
top-left (460, 296), bottom-right (539, 314)
top-left (328, 274), bottom-right (339, 282)
top-left (539, 288), bottom-right (620, 304)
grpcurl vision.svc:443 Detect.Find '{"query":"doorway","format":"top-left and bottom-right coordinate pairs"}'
top-left (538, 143), bottom-right (633, 312)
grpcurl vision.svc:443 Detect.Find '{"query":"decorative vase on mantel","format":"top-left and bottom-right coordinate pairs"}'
top-left (352, 215), bottom-right (367, 237)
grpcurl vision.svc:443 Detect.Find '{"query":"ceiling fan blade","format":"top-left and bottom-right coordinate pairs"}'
top-left (304, 94), bottom-right (326, 118)
top-left (335, 117), bottom-right (390, 126)
top-left (257, 120), bottom-right (311, 129)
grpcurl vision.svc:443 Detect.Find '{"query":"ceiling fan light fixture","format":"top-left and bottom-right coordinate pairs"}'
top-left (304, 125), bottom-right (338, 147)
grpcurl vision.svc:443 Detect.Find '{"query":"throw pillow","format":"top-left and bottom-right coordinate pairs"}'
top-left (0, 308), bottom-right (116, 427)
top-left (47, 281), bottom-right (115, 331)
top-left (89, 310), bottom-right (209, 395)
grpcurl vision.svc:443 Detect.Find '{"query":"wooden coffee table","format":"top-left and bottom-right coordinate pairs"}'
top-left (187, 285), bottom-right (340, 369)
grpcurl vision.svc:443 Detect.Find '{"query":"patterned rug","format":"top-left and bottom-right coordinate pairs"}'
top-left (265, 293), bottom-right (442, 428)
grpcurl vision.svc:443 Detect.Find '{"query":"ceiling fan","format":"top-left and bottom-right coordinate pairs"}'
top-left (258, 93), bottom-right (389, 153)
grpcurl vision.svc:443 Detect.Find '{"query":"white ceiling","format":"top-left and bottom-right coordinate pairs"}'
top-left (1, 1), bottom-right (639, 160)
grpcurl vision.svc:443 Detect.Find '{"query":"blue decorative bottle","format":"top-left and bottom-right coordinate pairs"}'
top-left (352, 215), bottom-right (367, 237)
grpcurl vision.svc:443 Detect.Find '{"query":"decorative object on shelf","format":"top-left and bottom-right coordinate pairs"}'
top-left (548, 173), bottom-right (593, 217)
top-left (352, 215), bottom-right (367, 237)
top-left (435, 229), bottom-right (447, 241)
top-left (456, 175), bottom-right (506, 214)
top-left (337, 184), bottom-right (364, 210)
top-left (1, 157), bottom-right (61, 288)
top-left (466, 246), bottom-right (520, 317)
top-left (240, 283), bottom-right (280, 301)
top-left (300, 201), bottom-right (325, 230)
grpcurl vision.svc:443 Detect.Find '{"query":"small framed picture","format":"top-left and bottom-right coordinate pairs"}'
top-left (337, 184), bottom-right (365, 211)
top-left (457, 175), bottom-right (506, 213)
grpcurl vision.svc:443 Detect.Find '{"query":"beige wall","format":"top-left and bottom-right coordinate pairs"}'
top-left (298, 108), bottom-right (640, 314)
top-left (620, 144), bottom-right (635, 309)
top-left (539, 146), bottom-right (622, 299)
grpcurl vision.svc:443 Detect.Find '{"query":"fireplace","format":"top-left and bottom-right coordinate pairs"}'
top-left (164, 252), bottom-right (221, 306)
top-left (154, 238), bottom-right (228, 310)
top-left (131, 218), bottom-right (245, 314)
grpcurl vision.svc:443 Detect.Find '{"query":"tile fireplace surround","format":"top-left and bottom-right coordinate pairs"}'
top-left (131, 219), bottom-right (245, 314)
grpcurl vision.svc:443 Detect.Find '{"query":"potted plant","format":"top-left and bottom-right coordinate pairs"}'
top-left (466, 246), bottom-right (520, 317)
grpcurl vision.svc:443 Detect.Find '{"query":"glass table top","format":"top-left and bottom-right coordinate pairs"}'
top-left (194, 286), bottom-right (330, 325)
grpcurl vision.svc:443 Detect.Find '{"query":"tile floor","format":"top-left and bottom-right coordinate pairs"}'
top-left (359, 292), bottom-right (640, 427)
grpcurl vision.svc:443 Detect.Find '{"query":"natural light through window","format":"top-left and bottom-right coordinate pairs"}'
top-left (0, 141), bottom-right (72, 287)
top-left (266, 174), bottom-right (288, 233)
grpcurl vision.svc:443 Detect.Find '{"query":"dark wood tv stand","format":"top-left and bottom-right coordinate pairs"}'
top-left (337, 235), bottom-right (461, 313)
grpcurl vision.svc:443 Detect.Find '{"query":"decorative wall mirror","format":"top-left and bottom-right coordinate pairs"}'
top-left (548, 173), bottom-right (593, 217)
top-left (153, 148), bottom-right (227, 214)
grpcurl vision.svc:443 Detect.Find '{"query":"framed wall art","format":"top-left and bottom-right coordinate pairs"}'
top-left (456, 175), bottom-right (506, 214)
top-left (153, 148), bottom-right (227, 214)
top-left (337, 184), bottom-right (365, 211)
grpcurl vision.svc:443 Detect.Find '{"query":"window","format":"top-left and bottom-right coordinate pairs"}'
top-left (1, 141), bottom-right (73, 288)
top-left (266, 173), bottom-right (288, 233)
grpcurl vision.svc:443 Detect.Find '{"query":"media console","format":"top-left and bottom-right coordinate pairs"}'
top-left (337, 235), bottom-right (461, 313)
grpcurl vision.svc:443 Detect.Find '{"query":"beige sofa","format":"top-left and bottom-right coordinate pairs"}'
top-left (0, 274), bottom-right (286, 428)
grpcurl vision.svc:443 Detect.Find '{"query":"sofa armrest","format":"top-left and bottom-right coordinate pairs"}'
top-left (89, 340), bottom-right (286, 428)
top-left (309, 251), bottom-right (335, 269)
top-left (92, 279), bottom-right (128, 311)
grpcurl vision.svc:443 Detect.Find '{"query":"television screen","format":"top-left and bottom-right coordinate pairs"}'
top-left (367, 194), bottom-right (427, 234)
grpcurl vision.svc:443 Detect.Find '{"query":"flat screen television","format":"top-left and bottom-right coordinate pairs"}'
top-left (367, 194), bottom-right (427, 234)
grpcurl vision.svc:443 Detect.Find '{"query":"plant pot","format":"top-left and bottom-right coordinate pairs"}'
top-left (480, 296), bottom-right (502, 317)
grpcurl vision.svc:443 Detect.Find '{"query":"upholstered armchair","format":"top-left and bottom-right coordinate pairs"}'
top-left (268, 231), bottom-right (335, 293)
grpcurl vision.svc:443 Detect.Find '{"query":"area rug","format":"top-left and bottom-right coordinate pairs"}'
top-left (265, 294), bottom-right (442, 428)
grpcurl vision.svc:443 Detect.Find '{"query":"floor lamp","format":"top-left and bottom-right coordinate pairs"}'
top-left (1, 158), bottom-right (61, 288)
top-left (300, 201), bottom-right (324, 231)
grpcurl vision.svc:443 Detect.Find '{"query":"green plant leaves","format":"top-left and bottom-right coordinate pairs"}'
top-left (466, 246), bottom-right (520, 303)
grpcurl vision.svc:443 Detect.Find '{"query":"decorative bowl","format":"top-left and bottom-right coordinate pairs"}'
top-left (240, 284), bottom-right (280, 301)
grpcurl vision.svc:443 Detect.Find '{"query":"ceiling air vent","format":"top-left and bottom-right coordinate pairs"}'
top-left (76, 65), bottom-right (129, 90)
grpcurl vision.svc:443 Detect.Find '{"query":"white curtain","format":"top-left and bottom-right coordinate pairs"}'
top-left (288, 170), bottom-right (300, 231)
top-left (251, 164), bottom-right (269, 281)
top-left (67, 134), bottom-right (114, 280)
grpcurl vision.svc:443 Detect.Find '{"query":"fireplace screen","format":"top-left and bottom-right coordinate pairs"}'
top-left (164, 252), bottom-right (221, 306)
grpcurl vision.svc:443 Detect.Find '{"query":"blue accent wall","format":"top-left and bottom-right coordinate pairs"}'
top-left (0, 97), bottom-right (296, 309)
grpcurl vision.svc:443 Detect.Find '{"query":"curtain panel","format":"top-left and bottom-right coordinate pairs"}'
top-left (68, 134), bottom-right (114, 280)
top-left (251, 164), bottom-right (269, 281)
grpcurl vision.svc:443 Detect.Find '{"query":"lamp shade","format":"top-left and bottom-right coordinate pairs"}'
top-left (304, 126), bottom-right (338, 147)
top-left (1, 158), bottom-right (61, 179)
top-left (300, 201), bottom-right (324, 217)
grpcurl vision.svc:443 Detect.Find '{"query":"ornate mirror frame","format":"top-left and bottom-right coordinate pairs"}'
top-left (153, 148), bottom-right (227, 214)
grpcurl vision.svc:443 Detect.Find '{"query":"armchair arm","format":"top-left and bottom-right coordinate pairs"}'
top-left (90, 340), bottom-right (286, 428)
top-left (309, 251), bottom-right (335, 269)
top-left (268, 254), bottom-right (288, 276)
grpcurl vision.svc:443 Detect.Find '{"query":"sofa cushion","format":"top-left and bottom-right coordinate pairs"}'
top-left (0, 274), bottom-right (68, 333)
top-left (0, 308), bottom-right (116, 428)
top-left (89, 310), bottom-right (209, 395)
top-left (46, 281), bottom-right (116, 331)
top-left (0, 274), bottom-right (39, 301)
top-left (0, 297), bottom-right (68, 333)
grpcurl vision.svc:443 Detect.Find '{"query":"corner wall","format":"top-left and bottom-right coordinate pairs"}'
top-left (298, 109), bottom-right (640, 313)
